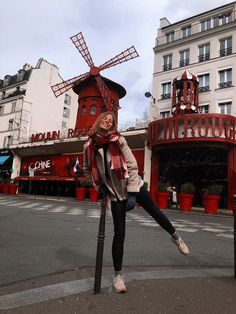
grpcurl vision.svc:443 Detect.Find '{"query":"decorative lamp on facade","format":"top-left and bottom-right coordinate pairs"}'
top-left (172, 70), bottom-right (199, 116)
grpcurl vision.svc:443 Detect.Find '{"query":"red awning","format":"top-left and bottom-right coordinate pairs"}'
top-left (14, 176), bottom-right (88, 182)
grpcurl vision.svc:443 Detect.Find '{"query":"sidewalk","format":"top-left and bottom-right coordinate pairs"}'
top-left (1, 273), bottom-right (236, 313)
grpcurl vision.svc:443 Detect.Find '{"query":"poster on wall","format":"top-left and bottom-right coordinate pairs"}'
top-left (20, 154), bottom-right (84, 178)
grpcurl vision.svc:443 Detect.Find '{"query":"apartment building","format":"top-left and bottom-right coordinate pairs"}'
top-left (147, 2), bottom-right (236, 211)
top-left (0, 58), bottom-right (78, 182)
top-left (150, 1), bottom-right (236, 119)
top-left (0, 58), bottom-right (78, 149)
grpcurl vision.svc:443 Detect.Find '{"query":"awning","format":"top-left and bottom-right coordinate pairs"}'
top-left (14, 176), bottom-right (81, 182)
top-left (0, 155), bottom-right (10, 165)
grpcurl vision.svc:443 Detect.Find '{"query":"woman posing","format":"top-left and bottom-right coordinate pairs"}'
top-left (83, 111), bottom-right (189, 293)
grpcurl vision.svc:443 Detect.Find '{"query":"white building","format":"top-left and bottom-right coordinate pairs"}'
top-left (0, 58), bottom-right (78, 148)
top-left (150, 1), bottom-right (236, 120)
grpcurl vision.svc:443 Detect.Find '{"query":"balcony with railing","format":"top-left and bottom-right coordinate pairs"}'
top-left (0, 89), bottom-right (26, 101)
top-left (179, 59), bottom-right (189, 67)
top-left (163, 64), bottom-right (172, 71)
top-left (199, 86), bottom-right (210, 93)
top-left (219, 47), bottom-right (232, 56)
top-left (198, 53), bottom-right (210, 62)
top-left (155, 11), bottom-right (235, 47)
top-left (161, 93), bottom-right (171, 99)
top-left (218, 81), bottom-right (232, 89)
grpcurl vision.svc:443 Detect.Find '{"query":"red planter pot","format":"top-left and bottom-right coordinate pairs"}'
top-left (156, 192), bottom-right (169, 209)
top-left (203, 195), bottom-right (220, 215)
top-left (8, 184), bottom-right (18, 195)
top-left (89, 188), bottom-right (100, 202)
top-left (2, 184), bottom-right (9, 194)
top-left (76, 187), bottom-right (87, 201)
top-left (178, 193), bottom-right (194, 212)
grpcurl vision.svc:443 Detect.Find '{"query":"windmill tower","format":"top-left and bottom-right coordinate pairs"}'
top-left (51, 32), bottom-right (139, 134)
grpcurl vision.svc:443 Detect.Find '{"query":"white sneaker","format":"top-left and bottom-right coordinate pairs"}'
top-left (113, 275), bottom-right (126, 293)
top-left (171, 237), bottom-right (189, 255)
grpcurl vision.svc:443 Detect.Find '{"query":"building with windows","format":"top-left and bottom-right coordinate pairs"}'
top-left (147, 1), bottom-right (236, 211)
top-left (0, 58), bottom-right (78, 181)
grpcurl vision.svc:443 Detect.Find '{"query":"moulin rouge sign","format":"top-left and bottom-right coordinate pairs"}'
top-left (148, 114), bottom-right (236, 146)
top-left (31, 128), bottom-right (85, 143)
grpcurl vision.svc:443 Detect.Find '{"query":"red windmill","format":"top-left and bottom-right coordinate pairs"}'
top-left (51, 32), bottom-right (139, 133)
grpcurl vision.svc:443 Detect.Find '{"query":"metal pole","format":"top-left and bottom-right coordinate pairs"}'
top-left (94, 193), bottom-right (107, 294)
top-left (234, 194), bottom-right (236, 278)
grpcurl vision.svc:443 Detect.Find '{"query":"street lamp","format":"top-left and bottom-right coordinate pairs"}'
top-left (145, 92), bottom-right (156, 104)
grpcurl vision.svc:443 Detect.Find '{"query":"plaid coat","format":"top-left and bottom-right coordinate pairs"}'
top-left (83, 136), bottom-right (143, 201)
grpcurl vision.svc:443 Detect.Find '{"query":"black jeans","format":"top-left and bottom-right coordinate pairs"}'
top-left (111, 185), bottom-right (176, 271)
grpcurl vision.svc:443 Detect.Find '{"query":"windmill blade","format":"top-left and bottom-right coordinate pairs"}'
top-left (51, 72), bottom-right (90, 97)
top-left (99, 46), bottom-right (139, 71)
top-left (95, 75), bottom-right (120, 111)
top-left (70, 32), bottom-right (94, 68)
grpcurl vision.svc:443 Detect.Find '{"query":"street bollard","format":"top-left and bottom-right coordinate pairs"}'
top-left (234, 194), bottom-right (236, 278)
top-left (94, 193), bottom-right (107, 294)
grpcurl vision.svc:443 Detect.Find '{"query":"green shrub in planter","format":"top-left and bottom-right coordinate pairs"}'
top-left (205, 184), bottom-right (223, 195)
top-left (180, 182), bottom-right (195, 194)
top-left (79, 181), bottom-right (93, 188)
top-left (158, 180), bottom-right (169, 192)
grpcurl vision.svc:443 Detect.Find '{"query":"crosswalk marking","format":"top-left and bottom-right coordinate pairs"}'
top-left (202, 227), bottom-right (227, 233)
top-left (0, 198), bottom-right (233, 239)
top-left (49, 205), bottom-right (68, 213)
top-left (67, 208), bottom-right (84, 215)
top-left (34, 204), bottom-right (54, 211)
top-left (176, 227), bottom-right (198, 233)
top-left (216, 233), bottom-right (233, 239)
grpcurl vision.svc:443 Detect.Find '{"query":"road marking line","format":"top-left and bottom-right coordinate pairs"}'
top-left (216, 233), bottom-right (234, 239)
top-left (202, 227), bottom-right (227, 233)
top-left (141, 222), bottom-right (159, 227)
top-left (67, 208), bottom-right (84, 215)
top-left (175, 227), bottom-right (198, 232)
top-left (49, 206), bottom-right (68, 213)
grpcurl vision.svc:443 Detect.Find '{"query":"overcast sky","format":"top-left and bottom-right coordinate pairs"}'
top-left (0, 0), bottom-right (232, 127)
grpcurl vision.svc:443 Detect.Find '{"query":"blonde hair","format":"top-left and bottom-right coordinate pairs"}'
top-left (89, 111), bottom-right (117, 136)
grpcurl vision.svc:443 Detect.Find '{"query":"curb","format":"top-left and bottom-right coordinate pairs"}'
top-left (0, 267), bottom-right (233, 310)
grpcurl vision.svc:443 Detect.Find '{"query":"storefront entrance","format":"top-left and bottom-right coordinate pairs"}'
top-left (158, 146), bottom-right (228, 208)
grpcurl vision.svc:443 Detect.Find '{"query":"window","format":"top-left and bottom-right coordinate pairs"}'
top-left (62, 121), bottom-right (67, 127)
top-left (163, 54), bottom-right (172, 71)
top-left (3, 135), bottom-right (13, 148)
top-left (17, 70), bottom-right (25, 82)
top-left (198, 44), bottom-right (210, 62)
top-left (90, 105), bottom-right (97, 116)
top-left (160, 111), bottom-right (170, 119)
top-left (198, 74), bottom-right (210, 92)
top-left (8, 119), bottom-right (13, 131)
top-left (219, 37), bottom-right (232, 56)
top-left (64, 94), bottom-right (71, 105)
top-left (166, 32), bottom-right (174, 43)
top-left (63, 107), bottom-right (70, 118)
top-left (218, 68), bottom-right (232, 88)
top-left (199, 105), bottom-right (209, 113)
top-left (218, 101), bottom-right (231, 114)
top-left (161, 82), bottom-right (171, 99)
top-left (0, 105), bottom-right (4, 115)
top-left (179, 49), bottom-right (189, 67)
top-left (213, 13), bottom-right (231, 27)
top-left (182, 26), bottom-right (191, 37)
top-left (11, 101), bottom-right (16, 113)
top-left (201, 19), bottom-right (211, 31)
top-left (80, 105), bottom-right (86, 116)
top-left (3, 75), bottom-right (11, 87)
